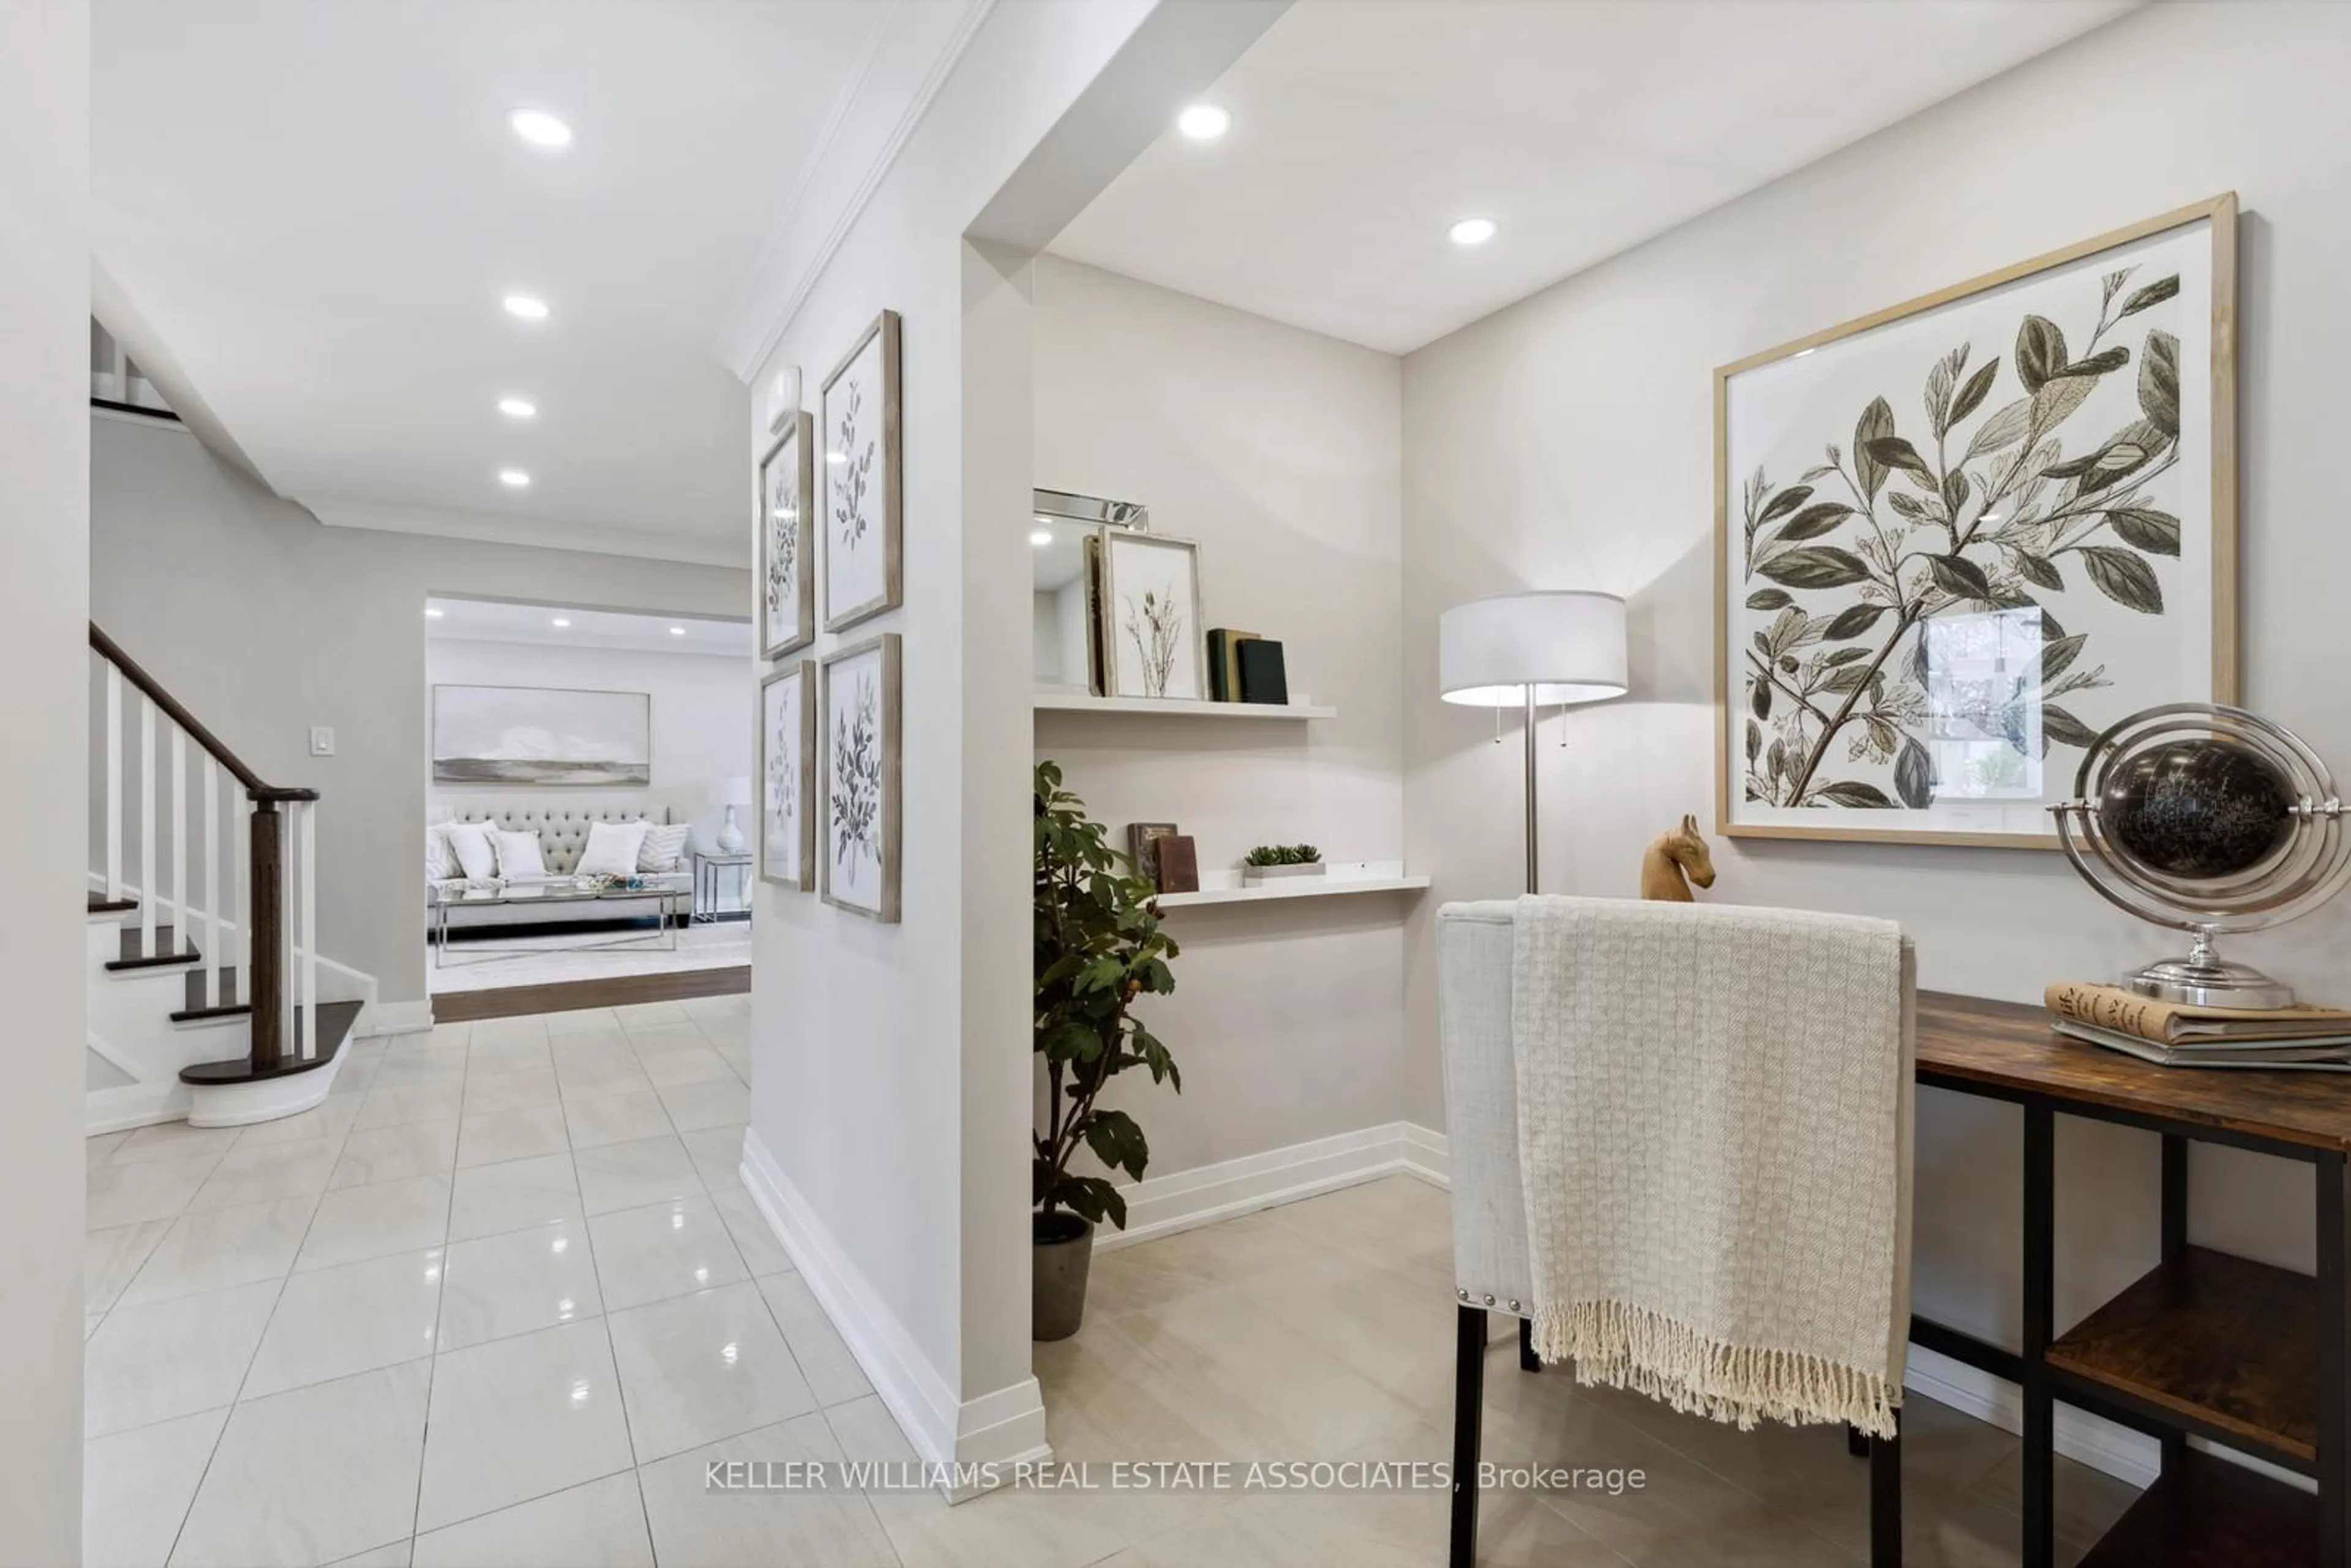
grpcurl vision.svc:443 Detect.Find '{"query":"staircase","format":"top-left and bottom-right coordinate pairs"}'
top-left (87, 623), bottom-right (359, 1129)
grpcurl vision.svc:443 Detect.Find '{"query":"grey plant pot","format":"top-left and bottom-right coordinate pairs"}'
top-left (1243, 862), bottom-right (1326, 885)
top-left (1032, 1212), bottom-right (1095, 1341)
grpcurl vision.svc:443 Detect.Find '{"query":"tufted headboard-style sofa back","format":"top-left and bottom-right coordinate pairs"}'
top-left (433, 801), bottom-right (673, 876)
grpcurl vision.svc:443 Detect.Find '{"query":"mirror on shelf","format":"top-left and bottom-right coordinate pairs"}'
top-left (1032, 487), bottom-right (1148, 696)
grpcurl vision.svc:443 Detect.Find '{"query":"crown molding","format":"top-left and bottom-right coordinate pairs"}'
top-left (309, 498), bottom-right (749, 571)
top-left (718, 0), bottom-right (996, 380)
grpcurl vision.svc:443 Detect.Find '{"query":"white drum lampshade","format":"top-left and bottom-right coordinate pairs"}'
top-left (1439, 591), bottom-right (1628, 707)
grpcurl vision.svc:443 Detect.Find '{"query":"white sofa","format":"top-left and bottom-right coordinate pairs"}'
top-left (428, 800), bottom-right (694, 932)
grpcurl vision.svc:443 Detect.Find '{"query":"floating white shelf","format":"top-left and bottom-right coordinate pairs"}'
top-left (1033, 692), bottom-right (1337, 721)
top-left (1152, 862), bottom-right (1430, 909)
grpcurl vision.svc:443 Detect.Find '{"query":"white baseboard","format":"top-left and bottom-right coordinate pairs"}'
top-left (86, 1078), bottom-right (190, 1135)
top-left (1095, 1120), bottom-right (1451, 1255)
top-left (361, 999), bottom-right (434, 1037)
top-left (1901, 1342), bottom-right (2158, 1489)
top-left (738, 1130), bottom-right (1048, 1499)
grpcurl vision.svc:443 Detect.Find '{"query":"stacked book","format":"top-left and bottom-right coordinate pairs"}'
top-left (2046, 981), bottom-right (2351, 1070)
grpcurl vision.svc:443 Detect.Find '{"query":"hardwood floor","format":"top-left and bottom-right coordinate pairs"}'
top-left (431, 964), bottom-right (750, 1022)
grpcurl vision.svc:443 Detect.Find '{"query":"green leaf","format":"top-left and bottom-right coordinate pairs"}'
top-left (2139, 329), bottom-right (2180, 438)
top-left (1822, 602), bottom-right (1890, 640)
top-left (1082, 1109), bottom-right (1150, 1181)
top-left (1757, 484), bottom-right (1814, 527)
top-left (1049, 1174), bottom-right (1128, 1230)
top-left (1928, 553), bottom-right (1993, 601)
top-left (2041, 705), bottom-right (2102, 748)
top-left (2052, 345), bottom-right (2129, 379)
top-left (1963, 397), bottom-right (2033, 460)
top-left (1949, 358), bottom-right (2000, 427)
top-left (2039, 632), bottom-right (2087, 685)
top-left (2015, 315), bottom-right (2068, 394)
top-left (1813, 781), bottom-right (1898, 808)
top-left (1854, 397), bottom-right (1895, 501)
top-left (2080, 546), bottom-right (2165, 613)
top-left (1774, 503), bottom-right (1855, 542)
top-left (1757, 547), bottom-right (1871, 590)
top-left (1745, 588), bottom-right (1794, 612)
top-left (1863, 435), bottom-right (1933, 479)
top-left (2107, 508), bottom-right (2181, 557)
top-left (2015, 552), bottom-right (2064, 591)
top-left (1895, 739), bottom-right (1934, 810)
top-left (2119, 274), bottom-right (2180, 317)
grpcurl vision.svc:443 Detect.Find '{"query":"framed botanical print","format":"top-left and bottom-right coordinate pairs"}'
top-left (820, 632), bottom-right (902, 921)
top-left (1097, 528), bottom-right (1207, 702)
top-left (1716, 193), bottom-right (2237, 849)
top-left (759, 661), bottom-right (814, 890)
top-left (822, 310), bottom-right (903, 631)
top-left (758, 410), bottom-right (814, 660)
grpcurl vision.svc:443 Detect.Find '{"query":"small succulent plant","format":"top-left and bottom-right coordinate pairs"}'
top-left (1243, 843), bottom-right (1322, 867)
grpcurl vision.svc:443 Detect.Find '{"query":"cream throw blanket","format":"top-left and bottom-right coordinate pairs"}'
top-left (1510, 896), bottom-right (1910, 1436)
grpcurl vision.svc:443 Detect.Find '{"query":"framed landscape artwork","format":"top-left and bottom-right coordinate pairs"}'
top-left (822, 309), bottom-right (903, 631)
top-left (759, 662), bottom-right (814, 890)
top-left (1715, 193), bottom-right (2238, 849)
top-left (431, 685), bottom-right (651, 786)
top-left (1097, 528), bottom-right (1207, 702)
top-left (820, 632), bottom-right (902, 921)
top-left (759, 409), bottom-right (814, 660)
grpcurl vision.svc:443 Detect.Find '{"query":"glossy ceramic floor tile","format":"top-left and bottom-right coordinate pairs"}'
top-left (87, 1152), bottom-right (223, 1230)
top-left (242, 1247), bottom-right (446, 1398)
top-left (457, 1106), bottom-right (572, 1169)
top-left (638, 1046), bottom-right (735, 1089)
top-left (759, 1269), bottom-right (874, 1407)
top-left (617, 1021), bottom-right (706, 1057)
top-left (561, 1089), bottom-right (673, 1149)
top-left (184, 1138), bottom-right (342, 1212)
top-left (233, 1095), bottom-right (362, 1149)
top-left (83, 1405), bottom-right (227, 1568)
top-left (85, 1218), bottom-right (171, 1315)
top-left (468, 1039), bottom-right (555, 1078)
top-left (329, 1119), bottom-right (460, 1190)
top-left (587, 1196), bottom-right (749, 1311)
top-left (448, 1153), bottom-right (584, 1242)
top-left (606, 1280), bottom-right (816, 1461)
top-left (416, 1318), bottom-right (635, 1532)
top-left (117, 1196), bottom-right (315, 1306)
top-left (408, 1471), bottom-right (653, 1568)
top-left (112, 1121), bottom-right (245, 1165)
top-left (653, 1078), bottom-right (751, 1133)
top-left (572, 1134), bottom-right (704, 1215)
top-left (84, 1280), bottom-right (279, 1437)
top-left (437, 1219), bottom-right (602, 1351)
top-left (464, 1067), bottom-right (562, 1115)
top-left (636, 1413), bottom-right (896, 1568)
top-left (467, 1014), bottom-right (552, 1047)
top-left (295, 1176), bottom-right (452, 1272)
top-left (705, 1174), bottom-right (793, 1277)
top-left (171, 1361), bottom-right (430, 1567)
top-left (544, 1007), bottom-right (623, 1036)
top-left (353, 1083), bottom-right (468, 1132)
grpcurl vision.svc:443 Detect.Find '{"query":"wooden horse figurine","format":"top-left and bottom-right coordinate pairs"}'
top-left (1640, 814), bottom-right (1716, 901)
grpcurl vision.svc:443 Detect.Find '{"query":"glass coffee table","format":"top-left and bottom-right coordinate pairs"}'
top-left (429, 879), bottom-right (686, 968)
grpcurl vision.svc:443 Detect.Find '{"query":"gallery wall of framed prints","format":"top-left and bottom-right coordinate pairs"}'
top-left (1714, 193), bottom-right (2237, 850)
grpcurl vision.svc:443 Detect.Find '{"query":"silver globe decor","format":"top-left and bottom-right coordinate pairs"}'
top-left (2051, 703), bottom-right (2351, 1009)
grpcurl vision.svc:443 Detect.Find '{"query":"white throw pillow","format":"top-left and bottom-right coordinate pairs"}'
top-left (492, 830), bottom-right (548, 880)
top-left (576, 819), bottom-right (650, 878)
top-left (426, 823), bottom-right (452, 881)
top-left (637, 822), bottom-right (689, 873)
top-left (440, 820), bottom-right (498, 881)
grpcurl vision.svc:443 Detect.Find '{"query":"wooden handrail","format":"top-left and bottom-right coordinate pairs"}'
top-left (89, 622), bottom-right (318, 803)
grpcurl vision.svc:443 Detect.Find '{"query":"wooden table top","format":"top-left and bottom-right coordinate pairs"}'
top-left (1917, 991), bottom-right (2351, 1155)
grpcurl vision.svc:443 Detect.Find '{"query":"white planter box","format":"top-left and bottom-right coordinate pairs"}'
top-left (1243, 863), bottom-right (1327, 886)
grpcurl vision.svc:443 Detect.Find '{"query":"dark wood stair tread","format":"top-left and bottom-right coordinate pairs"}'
top-left (2046, 1244), bottom-right (2317, 1463)
top-left (178, 1000), bottom-right (361, 1084)
top-left (107, 924), bottom-right (201, 970)
top-left (173, 967), bottom-right (251, 1023)
top-left (88, 893), bottom-right (137, 914)
top-left (2075, 1449), bottom-right (2316, 1567)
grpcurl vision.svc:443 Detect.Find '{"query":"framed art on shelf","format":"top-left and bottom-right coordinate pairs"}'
top-left (759, 409), bottom-right (814, 659)
top-left (759, 661), bottom-right (815, 890)
top-left (822, 309), bottom-right (903, 632)
top-left (820, 632), bottom-right (902, 921)
top-left (1097, 528), bottom-right (1207, 702)
top-left (1715, 193), bottom-right (2238, 849)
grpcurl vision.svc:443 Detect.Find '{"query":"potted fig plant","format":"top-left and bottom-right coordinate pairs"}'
top-left (1243, 843), bottom-right (1325, 885)
top-left (1033, 760), bottom-right (1181, 1340)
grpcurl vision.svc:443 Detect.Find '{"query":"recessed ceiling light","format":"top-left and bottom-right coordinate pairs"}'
top-left (498, 468), bottom-right (531, 488)
top-left (498, 397), bottom-right (537, 419)
top-left (1177, 103), bottom-right (1231, 141)
top-left (1448, 217), bottom-right (1498, 247)
top-left (424, 607), bottom-right (444, 618)
top-left (669, 626), bottom-right (686, 636)
top-left (508, 108), bottom-right (572, 149)
top-left (502, 294), bottom-right (550, 321)
top-left (551, 617), bottom-right (571, 628)
top-left (1030, 528), bottom-right (1054, 547)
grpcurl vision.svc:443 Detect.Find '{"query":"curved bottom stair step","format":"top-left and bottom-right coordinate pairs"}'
top-left (178, 1000), bottom-right (361, 1085)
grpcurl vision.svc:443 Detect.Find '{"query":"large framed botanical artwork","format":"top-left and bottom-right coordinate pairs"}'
top-left (822, 310), bottom-right (903, 632)
top-left (1716, 194), bottom-right (2237, 849)
top-left (759, 410), bottom-right (814, 660)
top-left (759, 662), bottom-right (814, 890)
top-left (820, 632), bottom-right (902, 921)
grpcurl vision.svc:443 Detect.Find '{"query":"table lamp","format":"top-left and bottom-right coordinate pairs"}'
top-left (1439, 590), bottom-right (1629, 894)
top-left (710, 776), bottom-right (752, 853)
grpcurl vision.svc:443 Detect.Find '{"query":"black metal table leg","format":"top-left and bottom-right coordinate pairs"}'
top-left (1847, 1424), bottom-right (1869, 1458)
top-left (2321, 1152), bottom-right (2347, 1568)
top-left (1869, 1413), bottom-right (1902, 1567)
top-left (2022, 1103), bottom-right (2055, 1568)
top-left (2159, 1134), bottom-right (2189, 1476)
top-left (1452, 1305), bottom-right (1487, 1568)
top-left (1518, 1315), bottom-right (1539, 1373)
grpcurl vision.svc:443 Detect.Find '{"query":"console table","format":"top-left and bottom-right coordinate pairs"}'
top-left (1914, 991), bottom-right (2347, 1567)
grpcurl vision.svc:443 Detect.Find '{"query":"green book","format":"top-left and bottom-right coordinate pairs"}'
top-left (1206, 628), bottom-right (1259, 702)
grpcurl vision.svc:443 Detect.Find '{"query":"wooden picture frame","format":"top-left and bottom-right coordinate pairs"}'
top-left (758, 410), bottom-right (815, 660)
top-left (1095, 528), bottom-right (1209, 702)
top-left (757, 661), bottom-right (815, 890)
top-left (1714, 193), bottom-right (2238, 850)
top-left (819, 632), bottom-right (902, 922)
top-left (821, 310), bottom-right (903, 632)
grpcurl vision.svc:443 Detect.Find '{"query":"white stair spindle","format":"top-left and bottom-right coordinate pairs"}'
top-left (233, 799), bottom-right (249, 992)
top-left (171, 725), bottom-right (187, 960)
top-left (139, 696), bottom-right (156, 954)
top-left (301, 802), bottom-right (318, 1060)
top-left (105, 664), bottom-right (122, 903)
top-left (203, 761), bottom-right (220, 1008)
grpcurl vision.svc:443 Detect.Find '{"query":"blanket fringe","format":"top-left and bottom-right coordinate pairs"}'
top-left (1532, 1299), bottom-right (1899, 1439)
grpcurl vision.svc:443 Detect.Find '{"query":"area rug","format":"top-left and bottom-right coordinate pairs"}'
top-left (427, 921), bottom-right (754, 995)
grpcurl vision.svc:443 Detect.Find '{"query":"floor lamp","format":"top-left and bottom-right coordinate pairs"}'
top-left (1438, 590), bottom-right (1629, 898)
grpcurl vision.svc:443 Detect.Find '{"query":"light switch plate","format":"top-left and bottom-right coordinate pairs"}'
top-left (308, 726), bottom-right (335, 757)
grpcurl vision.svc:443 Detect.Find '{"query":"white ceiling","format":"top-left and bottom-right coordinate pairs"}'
top-left (427, 596), bottom-right (751, 658)
top-left (90, 1), bottom-right (962, 566)
top-left (1051, 0), bottom-right (2135, 355)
